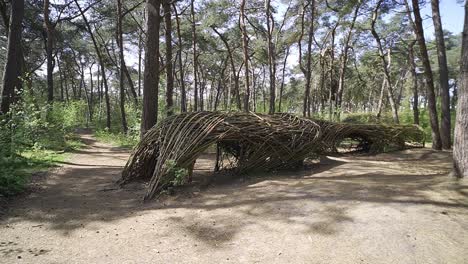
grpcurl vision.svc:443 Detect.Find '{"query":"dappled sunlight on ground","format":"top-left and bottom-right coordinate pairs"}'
top-left (0, 133), bottom-right (467, 263)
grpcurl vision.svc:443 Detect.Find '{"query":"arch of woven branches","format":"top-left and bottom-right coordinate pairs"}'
top-left (119, 112), bottom-right (424, 201)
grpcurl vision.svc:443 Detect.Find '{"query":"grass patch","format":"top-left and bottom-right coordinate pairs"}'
top-left (0, 135), bottom-right (82, 197)
top-left (94, 130), bottom-right (138, 149)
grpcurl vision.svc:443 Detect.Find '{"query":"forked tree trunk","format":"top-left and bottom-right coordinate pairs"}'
top-left (453, 1), bottom-right (468, 177)
top-left (371, 0), bottom-right (399, 124)
top-left (336, 2), bottom-right (360, 120)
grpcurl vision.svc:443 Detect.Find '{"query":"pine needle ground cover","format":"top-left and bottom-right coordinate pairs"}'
top-left (120, 112), bottom-right (425, 201)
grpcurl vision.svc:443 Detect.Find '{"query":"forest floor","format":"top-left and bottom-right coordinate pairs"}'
top-left (1, 132), bottom-right (468, 264)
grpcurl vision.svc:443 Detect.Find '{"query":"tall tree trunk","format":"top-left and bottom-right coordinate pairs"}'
top-left (117, 0), bottom-right (128, 133)
top-left (191, 0), bottom-right (198, 111)
top-left (141, 0), bottom-right (161, 136)
top-left (408, 41), bottom-right (420, 125)
top-left (163, 0), bottom-right (174, 115)
top-left (0, 0), bottom-right (23, 115)
top-left (371, 0), bottom-right (399, 124)
top-left (266, 0), bottom-right (276, 114)
top-left (89, 65), bottom-right (94, 122)
top-left (304, 0), bottom-right (315, 118)
top-left (240, 0), bottom-right (250, 112)
top-left (278, 46), bottom-right (290, 112)
top-left (453, 0), bottom-right (468, 177)
top-left (43, 0), bottom-right (54, 103)
top-left (174, 3), bottom-right (186, 112)
top-left (44, 0), bottom-right (54, 103)
top-left (297, 1), bottom-right (309, 117)
top-left (411, 0), bottom-right (442, 150)
top-left (431, 0), bottom-right (451, 149)
top-left (138, 18), bottom-right (143, 98)
top-left (73, 0), bottom-right (111, 129)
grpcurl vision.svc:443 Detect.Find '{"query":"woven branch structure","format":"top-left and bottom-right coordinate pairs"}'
top-left (119, 112), bottom-right (425, 201)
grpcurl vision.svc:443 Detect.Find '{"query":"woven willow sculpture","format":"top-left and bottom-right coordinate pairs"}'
top-left (119, 112), bottom-right (424, 201)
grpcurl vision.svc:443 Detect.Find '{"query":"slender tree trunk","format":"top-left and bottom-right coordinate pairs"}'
top-left (122, 56), bottom-right (138, 105)
top-left (408, 41), bottom-right (420, 125)
top-left (138, 20), bottom-right (143, 98)
top-left (117, 0), bottom-right (128, 133)
top-left (190, 0), bottom-right (198, 111)
top-left (266, 0), bottom-right (276, 114)
top-left (0, 0), bottom-right (23, 115)
top-left (173, 4), bottom-right (186, 112)
top-left (240, 0), bottom-right (250, 112)
top-left (141, 0), bottom-right (161, 136)
top-left (297, 1), bottom-right (310, 117)
top-left (58, 59), bottom-right (64, 101)
top-left (376, 77), bottom-right (386, 119)
top-left (73, 0), bottom-right (111, 129)
top-left (304, 0), bottom-right (315, 118)
top-left (89, 65), bottom-right (94, 121)
top-left (453, 1), bottom-right (468, 177)
top-left (163, 0), bottom-right (174, 115)
top-left (411, 0), bottom-right (442, 150)
top-left (431, 0), bottom-right (451, 149)
top-left (278, 46), bottom-right (290, 112)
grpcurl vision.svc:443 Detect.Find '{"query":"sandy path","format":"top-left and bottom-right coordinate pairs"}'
top-left (1, 133), bottom-right (468, 264)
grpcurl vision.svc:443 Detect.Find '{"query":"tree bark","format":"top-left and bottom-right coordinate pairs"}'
top-left (163, 0), bottom-right (174, 115)
top-left (117, 0), bottom-right (128, 133)
top-left (411, 0), bottom-right (442, 150)
top-left (278, 46), bottom-right (290, 112)
top-left (240, 0), bottom-right (250, 112)
top-left (44, 0), bottom-right (54, 103)
top-left (408, 41), bottom-right (420, 125)
top-left (0, 0), bottom-right (23, 115)
top-left (174, 3), bottom-right (186, 112)
top-left (431, 0), bottom-right (451, 149)
top-left (266, 0), bottom-right (276, 114)
top-left (141, 0), bottom-right (161, 137)
top-left (190, 0), bottom-right (198, 111)
top-left (304, 0), bottom-right (315, 118)
top-left (453, 1), bottom-right (468, 177)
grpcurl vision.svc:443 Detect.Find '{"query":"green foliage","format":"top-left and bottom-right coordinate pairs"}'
top-left (166, 160), bottom-right (189, 187)
top-left (0, 100), bottom-right (82, 197)
top-left (94, 129), bottom-right (139, 148)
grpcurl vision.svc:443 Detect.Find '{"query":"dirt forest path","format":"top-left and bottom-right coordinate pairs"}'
top-left (1, 132), bottom-right (468, 264)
